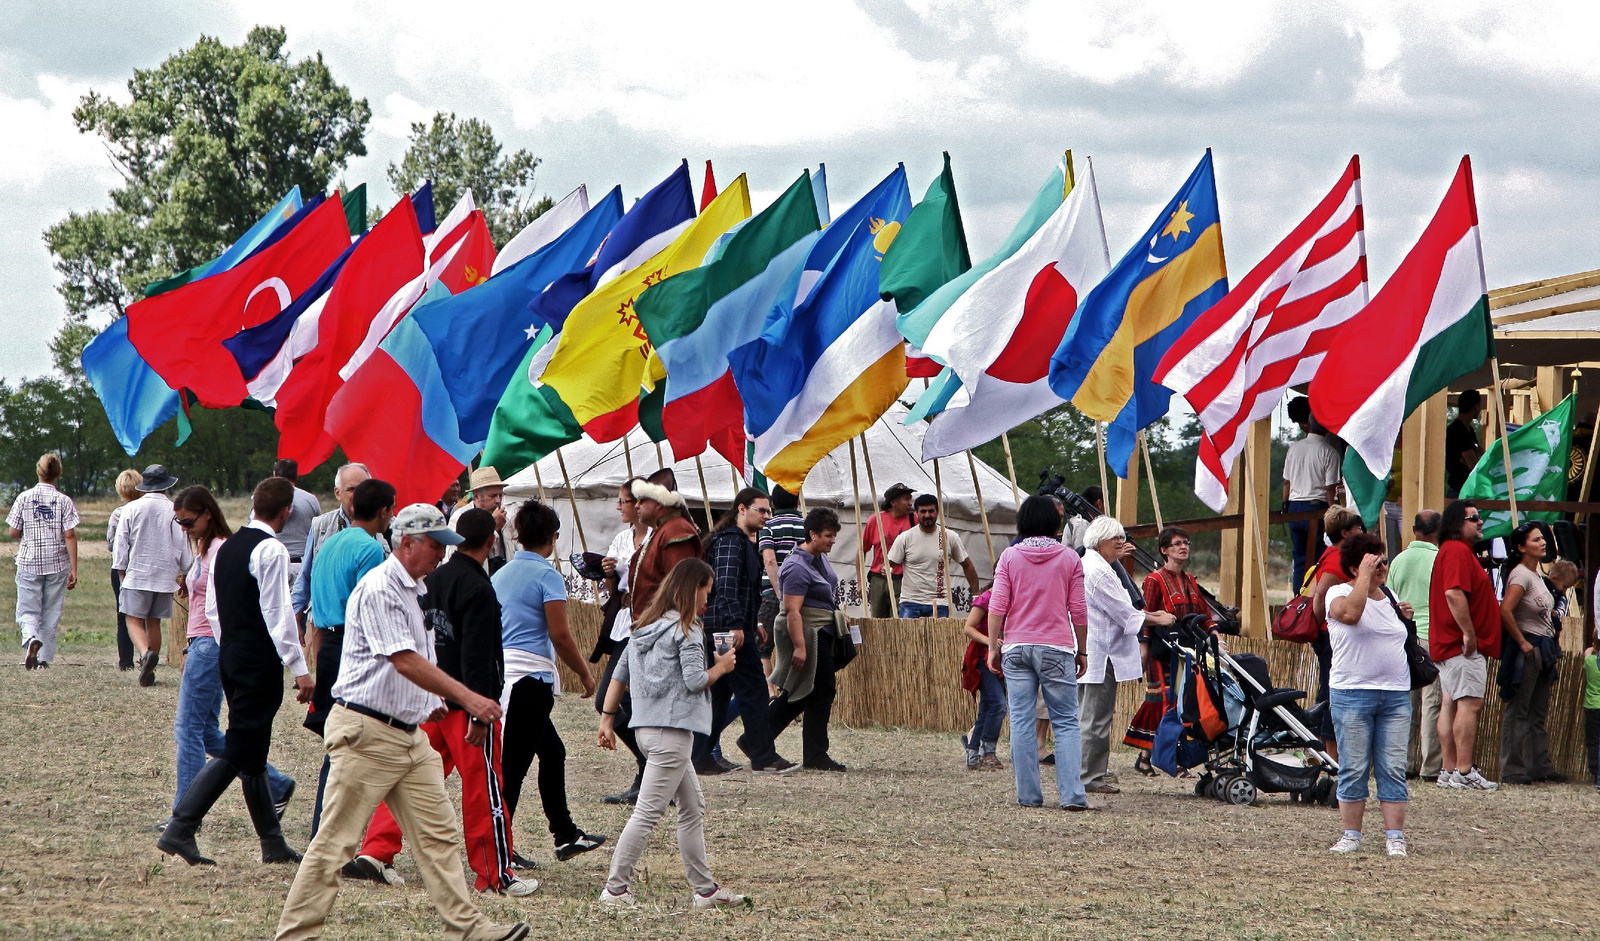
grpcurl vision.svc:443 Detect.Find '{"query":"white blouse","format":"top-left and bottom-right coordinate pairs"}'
top-left (1082, 550), bottom-right (1146, 683)
top-left (606, 525), bottom-right (650, 641)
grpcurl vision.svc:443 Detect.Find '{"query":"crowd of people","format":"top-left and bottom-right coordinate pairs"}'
top-left (5, 440), bottom-right (1598, 928)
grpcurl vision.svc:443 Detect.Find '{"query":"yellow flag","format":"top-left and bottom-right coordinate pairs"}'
top-left (539, 176), bottom-right (752, 441)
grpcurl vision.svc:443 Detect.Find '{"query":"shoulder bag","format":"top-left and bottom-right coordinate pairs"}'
top-left (1380, 585), bottom-right (1439, 690)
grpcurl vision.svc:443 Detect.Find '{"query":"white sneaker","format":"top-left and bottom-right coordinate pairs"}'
top-left (598, 887), bottom-right (637, 909)
top-left (1439, 770), bottom-right (1466, 789)
top-left (1328, 834), bottom-right (1362, 854)
top-left (1459, 767), bottom-right (1499, 791)
top-left (504, 878), bottom-right (539, 897)
top-left (692, 884), bottom-right (746, 909)
top-left (1386, 836), bottom-right (1408, 858)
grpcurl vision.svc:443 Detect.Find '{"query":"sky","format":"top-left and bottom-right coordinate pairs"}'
top-left (1, 0), bottom-right (1597, 382)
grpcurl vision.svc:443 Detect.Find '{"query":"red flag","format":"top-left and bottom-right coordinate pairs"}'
top-left (274, 197), bottom-right (425, 469)
top-left (432, 210), bottom-right (496, 294)
top-left (126, 198), bottom-right (350, 409)
top-left (700, 160), bottom-right (718, 211)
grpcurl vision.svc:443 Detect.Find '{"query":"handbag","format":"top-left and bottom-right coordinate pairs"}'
top-left (830, 611), bottom-right (859, 672)
top-left (1271, 560), bottom-right (1321, 644)
top-left (1380, 586), bottom-right (1439, 690)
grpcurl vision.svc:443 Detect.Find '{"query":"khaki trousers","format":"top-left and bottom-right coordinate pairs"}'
top-left (1078, 658), bottom-right (1120, 788)
top-left (1407, 679), bottom-right (1442, 778)
top-left (276, 706), bottom-right (498, 941)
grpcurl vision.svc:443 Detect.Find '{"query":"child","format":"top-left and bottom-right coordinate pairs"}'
top-left (960, 590), bottom-right (1004, 770)
top-left (1585, 646), bottom-right (1600, 792)
top-left (597, 558), bottom-right (743, 909)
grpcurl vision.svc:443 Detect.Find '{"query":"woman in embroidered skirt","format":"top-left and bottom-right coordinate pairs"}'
top-left (1127, 526), bottom-right (1216, 776)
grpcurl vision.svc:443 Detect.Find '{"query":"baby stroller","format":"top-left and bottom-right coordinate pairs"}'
top-left (1155, 615), bottom-right (1339, 806)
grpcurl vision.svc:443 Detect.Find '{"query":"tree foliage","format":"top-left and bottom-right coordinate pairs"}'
top-left (387, 112), bottom-right (552, 245)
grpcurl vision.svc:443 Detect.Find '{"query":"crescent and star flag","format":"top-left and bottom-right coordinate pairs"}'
top-left (326, 188), bottom-right (623, 506)
top-left (493, 185), bottom-right (591, 276)
top-left (273, 195), bottom-right (425, 469)
top-left (1155, 157), bottom-right (1368, 511)
top-left (126, 195), bottom-right (350, 410)
top-left (140, 187), bottom-right (304, 298)
top-left (733, 165), bottom-right (913, 491)
top-left (1310, 156), bottom-right (1493, 523)
top-left (919, 155), bottom-right (1111, 462)
top-left (635, 170), bottom-right (822, 469)
top-left (1049, 151), bottom-right (1228, 478)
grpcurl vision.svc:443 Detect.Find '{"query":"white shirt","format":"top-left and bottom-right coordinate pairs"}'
top-left (1326, 583), bottom-right (1411, 691)
top-left (1282, 433), bottom-right (1342, 503)
top-left (886, 525), bottom-right (969, 605)
top-left (204, 519), bottom-right (307, 677)
top-left (1082, 550), bottom-right (1146, 683)
top-left (113, 492), bottom-right (193, 592)
top-left (333, 554), bottom-right (444, 725)
top-left (605, 525), bottom-right (649, 641)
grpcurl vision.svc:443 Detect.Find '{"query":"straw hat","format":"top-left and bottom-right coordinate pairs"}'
top-left (468, 466), bottom-right (505, 492)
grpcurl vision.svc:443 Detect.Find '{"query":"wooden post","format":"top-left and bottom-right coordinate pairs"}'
top-left (1095, 421), bottom-right (1111, 504)
top-left (858, 431), bottom-right (898, 612)
top-left (623, 434), bottom-right (634, 480)
top-left (1238, 420), bottom-right (1272, 637)
top-left (966, 450), bottom-right (997, 571)
top-left (1218, 457), bottom-right (1243, 607)
top-left (729, 462), bottom-right (742, 493)
top-left (1139, 431), bottom-right (1164, 532)
top-left (933, 457), bottom-right (953, 614)
top-left (1490, 357), bottom-right (1520, 527)
top-left (999, 431), bottom-right (1022, 510)
top-left (849, 439), bottom-right (870, 612)
top-left (555, 449), bottom-right (588, 553)
top-left (653, 441), bottom-right (666, 470)
top-left (1115, 437), bottom-right (1139, 526)
top-left (1579, 369), bottom-right (1600, 524)
top-left (694, 455), bottom-right (715, 532)
top-left (532, 456), bottom-right (549, 505)
top-left (1536, 365), bottom-right (1561, 414)
top-left (1421, 391), bottom-right (1448, 515)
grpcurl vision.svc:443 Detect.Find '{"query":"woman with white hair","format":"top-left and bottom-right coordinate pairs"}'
top-left (1078, 516), bottom-right (1174, 795)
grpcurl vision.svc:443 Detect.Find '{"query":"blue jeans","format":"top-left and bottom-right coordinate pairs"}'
top-left (173, 636), bottom-right (292, 812)
top-left (1003, 646), bottom-right (1087, 808)
top-left (974, 661), bottom-right (1006, 748)
top-left (1329, 687), bottom-right (1411, 803)
top-left (1286, 499), bottom-right (1327, 593)
top-left (898, 601), bottom-right (951, 619)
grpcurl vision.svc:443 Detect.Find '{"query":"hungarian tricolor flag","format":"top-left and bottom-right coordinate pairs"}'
top-left (1309, 156), bottom-right (1493, 494)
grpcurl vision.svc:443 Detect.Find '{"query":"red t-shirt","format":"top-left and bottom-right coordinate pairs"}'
top-left (863, 511), bottom-right (912, 575)
top-left (1428, 538), bottom-right (1502, 661)
top-left (1313, 545), bottom-right (1351, 633)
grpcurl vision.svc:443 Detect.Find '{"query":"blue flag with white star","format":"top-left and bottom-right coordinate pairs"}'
top-left (407, 187), bottom-right (623, 445)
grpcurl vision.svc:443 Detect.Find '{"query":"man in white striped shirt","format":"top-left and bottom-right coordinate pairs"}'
top-left (276, 504), bottom-right (527, 941)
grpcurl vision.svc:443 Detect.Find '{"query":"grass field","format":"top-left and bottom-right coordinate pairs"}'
top-left (3, 530), bottom-right (1600, 940)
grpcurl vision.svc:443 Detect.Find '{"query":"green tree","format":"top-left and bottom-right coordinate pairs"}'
top-left (387, 112), bottom-right (552, 245)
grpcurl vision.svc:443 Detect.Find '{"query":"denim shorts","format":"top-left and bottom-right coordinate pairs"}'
top-left (1329, 686), bottom-right (1411, 803)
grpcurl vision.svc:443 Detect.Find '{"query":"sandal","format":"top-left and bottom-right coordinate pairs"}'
top-left (1133, 753), bottom-right (1158, 777)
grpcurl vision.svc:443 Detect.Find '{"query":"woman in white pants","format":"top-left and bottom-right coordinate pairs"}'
top-left (596, 558), bottom-right (742, 910)
top-left (9, 453), bottom-right (79, 669)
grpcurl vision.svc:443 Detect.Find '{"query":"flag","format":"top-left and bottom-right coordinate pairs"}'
top-left (126, 196), bottom-right (350, 410)
top-left (1049, 152), bottom-right (1228, 477)
top-left (528, 163), bottom-right (697, 335)
top-left (812, 164), bottom-right (831, 227)
top-left (1461, 394), bottom-right (1575, 539)
top-left (538, 175), bottom-right (752, 443)
top-left (636, 171), bottom-right (821, 469)
top-left (493, 185), bottom-right (590, 275)
top-left (273, 196), bottom-right (425, 468)
top-left (326, 188), bottom-right (623, 505)
top-left (732, 166), bottom-right (914, 491)
top-left (1309, 157), bottom-right (1493, 482)
top-left (881, 152), bottom-right (971, 319)
top-left (342, 182), bottom-right (368, 237)
top-left (701, 160), bottom-right (718, 211)
top-left (1156, 157), bottom-right (1368, 511)
top-left (919, 156), bottom-right (1111, 461)
top-left (140, 187), bottom-right (304, 297)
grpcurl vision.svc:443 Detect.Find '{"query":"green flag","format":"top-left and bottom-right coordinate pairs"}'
top-left (1461, 393), bottom-right (1575, 539)
top-left (481, 329), bottom-right (581, 475)
top-left (879, 151), bottom-right (971, 313)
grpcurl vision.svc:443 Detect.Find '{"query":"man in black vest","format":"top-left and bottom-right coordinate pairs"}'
top-left (157, 477), bottom-right (315, 866)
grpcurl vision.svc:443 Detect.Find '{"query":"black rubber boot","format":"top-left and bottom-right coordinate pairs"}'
top-left (243, 772), bottom-right (301, 864)
top-left (157, 758), bottom-right (237, 865)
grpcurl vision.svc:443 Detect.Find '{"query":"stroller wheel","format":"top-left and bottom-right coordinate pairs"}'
top-left (1224, 776), bottom-right (1258, 806)
top-left (1194, 772), bottom-right (1214, 798)
top-left (1207, 774), bottom-right (1230, 802)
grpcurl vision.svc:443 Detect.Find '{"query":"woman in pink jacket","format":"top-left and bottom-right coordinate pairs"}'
top-left (987, 496), bottom-right (1090, 811)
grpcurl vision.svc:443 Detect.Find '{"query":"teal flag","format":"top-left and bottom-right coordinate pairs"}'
top-left (1461, 393), bottom-right (1575, 539)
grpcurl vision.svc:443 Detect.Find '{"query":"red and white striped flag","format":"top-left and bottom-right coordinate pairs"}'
top-left (1154, 157), bottom-right (1368, 510)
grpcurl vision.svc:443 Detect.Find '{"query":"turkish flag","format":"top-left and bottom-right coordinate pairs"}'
top-left (126, 198), bottom-right (351, 409)
top-left (274, 197), bottom-right (425, 470)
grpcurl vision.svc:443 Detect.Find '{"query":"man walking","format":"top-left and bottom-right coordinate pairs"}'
top-left (1281, 396), bottom-right (1341, 593)
top-left (887, 494), bottom-right (980, 618)
top-left (629, 481), bottom-right (703, 618)
top-left (353, 508), bottom-right (534, 896)
top-left (1429, 500), bottom-right (1501, 791)
top-left (9, 453), bottom-right (79, 670)
top-left (449, 467), bottom-right (510, 573)
top-left (758, 486), bottom-right (807, 662)
top-left (698, 488), bottom-right (795, 776)
top-left (1390, 510), bottom-right (1443, 781)
top-left (273, 459), bottom-right (322, 584)
top-left (156, 477), bottom-right (314, 866)
top-left (112, 464), bottom-right (191, 687)
top-left (860, 483), bottom-right (914, 617)
top-left (275, 504), bottom-right (529, 941)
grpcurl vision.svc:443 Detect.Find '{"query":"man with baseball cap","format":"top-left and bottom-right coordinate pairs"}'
top-left (277, 504), bottom-right (528, 941)
top-left (449, 466), bottom-right (510, 573)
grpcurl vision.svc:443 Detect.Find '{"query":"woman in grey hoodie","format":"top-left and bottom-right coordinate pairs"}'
top-left (596, 558), bottom-right (743, 910)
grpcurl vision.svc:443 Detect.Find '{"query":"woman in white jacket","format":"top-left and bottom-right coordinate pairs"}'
top-left (1078, 517), bottom-right (1174, 794)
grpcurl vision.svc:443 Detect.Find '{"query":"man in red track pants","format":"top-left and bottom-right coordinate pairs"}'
top-left (354, 509), bottom-right (531, 895)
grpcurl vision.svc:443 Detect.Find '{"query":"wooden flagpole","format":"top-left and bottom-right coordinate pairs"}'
top-left (849, 439), bottom-right (870, 612)
top-left (1242, 435), bottom-right (1273, 636)
top-left (966, 450), bottom-right (997, 572)
top-left (1000, 431), bottom-right (1022, 509)
top-left (694, 455), bottom-right (715, 532)
top-left (554, 449), bottom-right (588, 554)
top-left (1489, 357), bottom-right (1520, 527)
top-left (933, 457), bottom-right (953, 615)
top-left (1095, 421), bottom-right (1110, 502)
top-left (1139, 431), bottom-right (1164, 532)
top-left (858, 430), bottom-right (898, 612)
top-left (532, 455), bottom-right (550, 505)
top-left (622, 433), bottom-right (634, 480)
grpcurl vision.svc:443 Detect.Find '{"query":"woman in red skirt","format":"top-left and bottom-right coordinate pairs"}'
top-left (1126, 526), bottom-right (1216, 775)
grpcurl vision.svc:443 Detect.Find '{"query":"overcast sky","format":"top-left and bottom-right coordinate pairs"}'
top-left (2, 0), bottom-right (1596, 382)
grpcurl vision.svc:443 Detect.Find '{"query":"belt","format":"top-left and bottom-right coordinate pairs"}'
top-left (335, 699), bottom-right (417, 733)
top-left (290, 556), bottom-right (303, 564)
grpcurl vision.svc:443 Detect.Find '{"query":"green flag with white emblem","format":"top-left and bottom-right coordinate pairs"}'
top-left (1460, 393), bottom-right (1574, 539)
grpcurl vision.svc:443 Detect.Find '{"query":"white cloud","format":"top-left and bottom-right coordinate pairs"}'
top-left (0, 75), bottom-right (115, 189)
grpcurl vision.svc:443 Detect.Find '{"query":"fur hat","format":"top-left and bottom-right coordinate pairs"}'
top-left (632, 479), bottom-right (686, 509)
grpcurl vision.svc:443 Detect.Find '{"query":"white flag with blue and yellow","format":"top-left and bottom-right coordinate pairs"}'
top-left (1048, 151), bottom-right (1227, 477)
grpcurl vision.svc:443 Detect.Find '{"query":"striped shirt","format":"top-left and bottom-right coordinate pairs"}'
top-left (333, 554), bottom-right (442, 725)
top-left (758, 512), bottom-right (807, 595)
top-left (7, 482), bottom-right (79, 576)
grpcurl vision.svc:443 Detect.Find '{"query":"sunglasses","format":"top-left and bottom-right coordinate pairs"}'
top-left (174, 515), bottom-right (198, 529)
top-left (1464, 514), bottom-right (1482, 523)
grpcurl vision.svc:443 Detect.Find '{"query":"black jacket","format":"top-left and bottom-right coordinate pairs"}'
top-left (704, 526), bottom-right (761, 634)
top-left (424, 552), bottom-right (504, 706)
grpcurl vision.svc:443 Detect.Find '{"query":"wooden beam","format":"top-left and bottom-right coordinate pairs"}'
top-left (1115, 443), bottom-right (1140, 525)
top-left (1218, 457), bottom-right (1243, 607)
top-left (1239, 420), bottom-right (1272, 638)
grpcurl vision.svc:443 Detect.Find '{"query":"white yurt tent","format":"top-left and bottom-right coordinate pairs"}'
top-left (502, 403), bottom-right (1019, 613)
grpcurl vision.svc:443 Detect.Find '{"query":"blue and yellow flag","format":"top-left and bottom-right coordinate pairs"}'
top-left (1048, 152), bottom-right (1227, 477)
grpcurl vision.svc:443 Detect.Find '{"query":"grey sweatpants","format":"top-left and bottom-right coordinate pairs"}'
top-left (605, 727), bottom-right (716, 895)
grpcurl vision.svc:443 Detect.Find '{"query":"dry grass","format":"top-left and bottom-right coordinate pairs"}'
top-left (4, 557), bottom-right (1600, 940)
